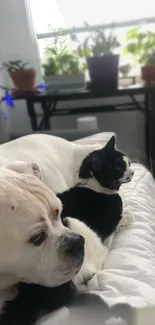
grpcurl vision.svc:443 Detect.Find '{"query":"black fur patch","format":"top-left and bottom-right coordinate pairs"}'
top-left (58, 186), bottom-right (122, 240)
top-left (0, 281), bottom-right (76, 325)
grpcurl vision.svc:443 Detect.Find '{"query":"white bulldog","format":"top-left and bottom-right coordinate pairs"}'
top-left (0, 160), bottom-right (85, 312)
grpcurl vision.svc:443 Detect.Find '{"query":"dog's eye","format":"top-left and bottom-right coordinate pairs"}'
top-left (29, 231), bottom-right (47, 246)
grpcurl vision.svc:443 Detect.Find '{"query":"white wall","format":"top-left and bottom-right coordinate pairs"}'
top-left (0, 0), bottom-right (42, 140)
top-left (0, 0), bottom-right (41, 86)
top-left (0, 51), bottom-right (11, 143)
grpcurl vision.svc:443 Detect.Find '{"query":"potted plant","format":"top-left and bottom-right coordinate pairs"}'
top-left (3, 60), bottom-right (36, 94)
top-left (78, 23), bottom-right (120, 89)
top-left (119, 63), bottom-right (131, 77)
top-left (124, 28), bottom-right (155, 83)
top-left (42, 28), bottom-right (85, 91)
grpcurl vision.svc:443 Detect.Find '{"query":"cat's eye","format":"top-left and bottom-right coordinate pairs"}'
top-left (29, 231), bottom-right (47, 246)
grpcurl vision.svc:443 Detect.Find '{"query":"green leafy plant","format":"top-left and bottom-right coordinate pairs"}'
top-left (3, 60), bottom-right (28, 72)
top-left (124, 28), bottom-right (155, 66)
top-left (119, 63), bottom-right (131, 77)
top-left (73, 22), bottom-right (120, 57)
top-left (43, 28), bottom-right (81, 75)
top-left (70, 30), bottom-right (91, 71)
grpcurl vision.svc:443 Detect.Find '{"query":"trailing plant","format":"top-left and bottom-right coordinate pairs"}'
top-left (124, 28), bottom-right (155, 66)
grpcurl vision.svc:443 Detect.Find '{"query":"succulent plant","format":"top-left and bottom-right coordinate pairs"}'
top-left (3, 60), bottom-right (28, 72)
top-left (119, 63), bottom-right (131, 77)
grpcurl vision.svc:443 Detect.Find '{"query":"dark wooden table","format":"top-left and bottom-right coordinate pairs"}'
top-left (12, 86), bottom-right (155, 177)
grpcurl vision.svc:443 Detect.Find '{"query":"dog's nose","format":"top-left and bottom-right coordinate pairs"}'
top-left (131, 170), bottom-right (134, 176)
top-left (64, 233), bottom-right (85, 256)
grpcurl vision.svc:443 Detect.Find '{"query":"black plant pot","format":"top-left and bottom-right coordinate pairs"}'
top-left (87, 54), bottom-right (119, 91)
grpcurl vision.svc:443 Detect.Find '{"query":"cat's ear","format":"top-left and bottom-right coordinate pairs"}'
top-left (104, 135), bottom-right (116, 151)
top-left (92, 136), bottom-right (116, 171)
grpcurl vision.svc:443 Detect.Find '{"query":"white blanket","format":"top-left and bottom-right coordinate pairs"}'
top-left (88, 163), bottom-right (155, 308)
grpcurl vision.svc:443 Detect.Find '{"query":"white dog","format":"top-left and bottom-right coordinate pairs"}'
top-left (0, 161), bottom-right (85, 313)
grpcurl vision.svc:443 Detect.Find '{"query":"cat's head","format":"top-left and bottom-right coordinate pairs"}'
top-left (79, 136), bottom-right (134, 190)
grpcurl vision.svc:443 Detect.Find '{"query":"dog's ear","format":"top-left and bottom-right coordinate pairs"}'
top-left (6, 161), bottom-right (42, 180)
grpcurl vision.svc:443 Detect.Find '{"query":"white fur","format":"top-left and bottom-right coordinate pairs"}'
top-left (120, 156), bottom-right (134, 184)
top-left (66, 217), bottom-right (109, 291)
top-left (78, 177), bottom-right (118, 195)
top-left (0, 134), bottom-right (102, 193)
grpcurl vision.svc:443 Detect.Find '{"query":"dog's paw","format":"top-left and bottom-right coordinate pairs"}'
top-left (116, 215), bottom-right (133, 232)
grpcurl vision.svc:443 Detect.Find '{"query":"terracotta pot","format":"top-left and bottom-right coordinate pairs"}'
top-left (141, 65), bottom-right (155, 83)
top-left (9, 68), bottom-right (36, 91)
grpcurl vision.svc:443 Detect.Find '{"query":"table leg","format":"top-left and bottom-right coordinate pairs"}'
top-left (26, 99), bottom-right (38, 130)
top-left (39, 100), bottom-right (50, 130)
top-left (148, 90), bottom-right (155, 177)
top-left (39, 99), bottom-right (57, 130)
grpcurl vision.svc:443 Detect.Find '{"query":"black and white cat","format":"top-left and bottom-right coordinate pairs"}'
top-left (57, 135), bottom-right (134, 290)
top-left (59, 135), bottom-right (134, 240)
top-left (1, 136), bottom-right (134, 325)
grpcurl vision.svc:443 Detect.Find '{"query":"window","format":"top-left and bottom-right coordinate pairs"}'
top-left (30, 0), bottom-right (155, 79)
top-left (30, 0), bottom-right (155, 33)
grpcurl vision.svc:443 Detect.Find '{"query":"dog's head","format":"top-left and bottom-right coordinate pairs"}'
top-left (0, 161), bottom-right (84, 289)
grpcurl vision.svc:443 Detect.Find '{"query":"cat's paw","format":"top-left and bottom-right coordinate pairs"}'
top-left (116, 215), bottom-right (133, 232)
top-left (100, 246), bottom-right (109, 267)
top-left (75, 271), bottom-right (96, 293)
top-left (104, 234), bottom-right (115, 251)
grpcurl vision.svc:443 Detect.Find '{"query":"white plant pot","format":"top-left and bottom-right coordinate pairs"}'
top-left (44, 73), bottom-right (85, 92)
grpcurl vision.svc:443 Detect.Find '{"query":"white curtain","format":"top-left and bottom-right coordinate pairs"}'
top-left (0, 0), bottom-right (42, 86)
top-left (0, 0), bottom-right (42, 138)
top-left (0, 49), bottom-right (10, 143)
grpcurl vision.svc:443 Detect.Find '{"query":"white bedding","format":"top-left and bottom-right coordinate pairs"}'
top-left (87, 162), bottom-right (155, 308)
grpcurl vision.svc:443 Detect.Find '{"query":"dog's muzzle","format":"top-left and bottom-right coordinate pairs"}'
top-left (58, 232), bottom-right (85, 267)
top-left (63, 233), bottom-right (85, 257)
